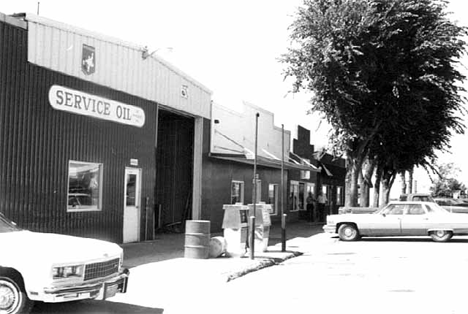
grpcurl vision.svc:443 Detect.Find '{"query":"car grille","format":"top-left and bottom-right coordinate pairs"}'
top-left (84, 258), bottom-right (120, 281)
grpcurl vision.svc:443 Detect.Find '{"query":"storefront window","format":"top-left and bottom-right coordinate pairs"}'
top-left (322, 185), bottom-right (331, 205)
top-left (268, 184), bottom-right (279, 215)
top-left (290, 181), bottom-right (299, 211)
top-left (231, 181), bottom-right (244, 204)
top-left (306, 183), bottom-right (315, 196)
top-left (337, 186), bottom-right (344, 205)
top-left (298, 182), bottom-right (305, 210)
top-left (68, 161), bottom-right (102, 212)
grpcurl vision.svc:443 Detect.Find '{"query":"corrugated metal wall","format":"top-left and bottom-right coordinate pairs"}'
top-left (0, 20), bottom-right (157, 243)
top-left (25, 13), bottom-right (212, 120)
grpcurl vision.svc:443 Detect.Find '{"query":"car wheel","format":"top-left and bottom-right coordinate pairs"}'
top-left (338, 224), bottom-right (360, 241)
top-left (430, 230), bottom-right (453, 242)
top-left (0, 276), bottom-right (34, 314)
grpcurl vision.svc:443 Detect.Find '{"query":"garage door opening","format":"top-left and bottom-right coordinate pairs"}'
top-left (155, 109), bottom-right (194, 233)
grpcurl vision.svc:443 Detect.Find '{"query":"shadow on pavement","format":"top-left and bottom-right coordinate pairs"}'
top-left (31, 300), bottom-right (163, 314)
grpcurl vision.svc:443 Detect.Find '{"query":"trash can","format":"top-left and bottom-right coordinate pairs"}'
top-left (209, 236), bottom-right (227, 258)
top-left (222, 204), bottom-right (249, 257)
top-left (184, 220), bottom-right (210, 259)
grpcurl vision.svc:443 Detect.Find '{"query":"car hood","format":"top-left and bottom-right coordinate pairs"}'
top-left (0, 230), bottom-right (122, 264)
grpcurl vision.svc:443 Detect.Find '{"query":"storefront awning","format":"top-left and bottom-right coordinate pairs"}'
top-left (209, 153), bottom-right (319, 171)
top-left (320, 162), bottom-right (334, 177)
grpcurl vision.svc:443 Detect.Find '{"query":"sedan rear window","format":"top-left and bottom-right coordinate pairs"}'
top-left (407, 204), bottom-right (425, 215)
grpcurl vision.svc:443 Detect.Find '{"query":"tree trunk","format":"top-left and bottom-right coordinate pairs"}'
top-left (360, 157), bottom-right (375, 207)
top-left (408, 168), bottom-right (413, 193)
top-left (358, 170), bottom-right (365, 206)
top-left (345, 155), bottom-right (364, 207)
top-left (400, 171), bottom-right (406, 194)
top-left (381, 169), bottom-right (397, 205)
top-left (373, 173), bottom-right (381, 208)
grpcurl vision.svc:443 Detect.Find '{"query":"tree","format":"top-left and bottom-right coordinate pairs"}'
top-left (281, 0), bottom-right (467, 206)
top-left (430, 162), bottom-right (466, 197)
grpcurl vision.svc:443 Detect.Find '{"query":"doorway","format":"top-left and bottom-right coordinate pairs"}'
top-left (155, 110), bottom-right (194, 232)
top-left (123, 167), bottom-right (142, 243)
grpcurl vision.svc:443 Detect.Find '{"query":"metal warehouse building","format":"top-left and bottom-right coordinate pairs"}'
top-left (0, 12), bottom-right (212, 243)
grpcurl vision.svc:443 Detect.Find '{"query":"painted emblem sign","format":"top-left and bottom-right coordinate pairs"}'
top-left (181, 85), bottom-right (188, 98)
top-left (49, 85), bottom-right (146, 127)
top-left (82, 44), bottom-right (96, 75)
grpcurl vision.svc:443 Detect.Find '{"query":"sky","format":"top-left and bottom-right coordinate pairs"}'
top-left (1, 0), bottom-right (468, 191)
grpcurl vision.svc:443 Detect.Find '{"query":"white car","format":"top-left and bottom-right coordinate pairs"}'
top-left (324, 201), bottom-right (468, 242)
top-left (0, 212), bottom-right (129, 314)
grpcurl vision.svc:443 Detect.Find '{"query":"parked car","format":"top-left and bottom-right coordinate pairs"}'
top-left (399, 193), bottom-right (434, 202)
top-left (434, 198), bottom-right (468, 213)
top-left (68, 193), bottom-right (93, 208)
top-left (338, 193), bottom-right (435, 215)
top-left (324, 201), bottom-right (468, 242)
top-left (0, 212), bottom-right (129, 314)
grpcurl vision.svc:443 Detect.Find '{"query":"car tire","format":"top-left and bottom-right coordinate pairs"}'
top-left (430, 230), bottom-right (453, 242)
top-left (0, 275), bottom-right (34, 314)
top-left (338, 224), bottom-right (360, 241)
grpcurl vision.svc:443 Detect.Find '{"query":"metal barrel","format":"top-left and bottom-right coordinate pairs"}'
top-left (184, 220), bottom-right (211, 259)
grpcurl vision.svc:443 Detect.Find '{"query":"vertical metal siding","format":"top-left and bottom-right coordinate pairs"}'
top-left (1, 20), bottom-right (157, 242)
top-left (25, 14), bottom-right (212, 120)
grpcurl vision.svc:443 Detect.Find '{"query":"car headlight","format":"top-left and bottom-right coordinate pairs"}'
top-left (52, 264), bottom-right (84, 279)
top-left (120, 252), bottom-right (124, 270)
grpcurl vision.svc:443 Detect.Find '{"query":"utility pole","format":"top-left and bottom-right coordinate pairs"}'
top-left (250, 113), bottom-right (259, 260)
top-left (281, 124), bottom-right (286, 252)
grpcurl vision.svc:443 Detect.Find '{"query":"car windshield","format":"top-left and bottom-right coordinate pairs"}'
top-left (0, 213), bottom-right (22, 233)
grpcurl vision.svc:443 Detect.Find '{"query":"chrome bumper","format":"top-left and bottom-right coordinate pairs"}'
top-left (323, 224), bottom-right (337, 234)
top-left (39, 268), bottom-right (129, 303)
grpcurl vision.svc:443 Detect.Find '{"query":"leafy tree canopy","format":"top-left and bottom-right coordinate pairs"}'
top-left (281, 0), bottom-right (468, 205)
top-left (430, 162), bottom-right (466, 197)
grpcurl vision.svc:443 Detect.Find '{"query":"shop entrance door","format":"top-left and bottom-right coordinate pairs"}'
top-left (123, 167), bottom-right (141, 243)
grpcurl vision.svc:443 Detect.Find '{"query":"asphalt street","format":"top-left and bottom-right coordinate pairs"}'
top-left (31, 232), bottom-right (468, 314)
top-left (200, 234), bottom-right (468, 314)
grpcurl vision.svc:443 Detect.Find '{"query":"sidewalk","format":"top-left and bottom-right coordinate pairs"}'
top-left (120, 221), bottom-right (324, 282)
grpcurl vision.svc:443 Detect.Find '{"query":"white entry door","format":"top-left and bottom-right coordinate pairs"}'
top-left (123, 167), bottom-right (141, 243)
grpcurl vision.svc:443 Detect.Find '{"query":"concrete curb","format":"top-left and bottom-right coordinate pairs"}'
top-left (225, 251), bottom-right (303, 282)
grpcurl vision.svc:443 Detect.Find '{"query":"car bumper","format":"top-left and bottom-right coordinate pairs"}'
top-left (323, 224), bottom-right (337, 234)
top-left (37, 268), bottom-right (129, 303)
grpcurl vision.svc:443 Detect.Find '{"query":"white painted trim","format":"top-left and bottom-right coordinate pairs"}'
top-left (192, 117), bottom-right (204, 220)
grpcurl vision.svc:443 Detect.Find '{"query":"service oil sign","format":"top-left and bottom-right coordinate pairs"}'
top-left (49, 85), bottom-right (145, 127)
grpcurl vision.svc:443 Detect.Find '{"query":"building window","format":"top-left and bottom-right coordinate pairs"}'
top-left (268, 184), bottom-right (279, 215)
top-left (322, 185), bottom-right (330, 205)
top-left (290, 181), bottom-right (299, 211)
top-left (336, 186), bottom-right (344, 205)
top-left (306, 183), bottom-right (315, 204)
top-left (231, 181), bottom-right (244, 204)
top-left (298, 182), bottom-right (305, 210)
top-left (68, 161), bottom-right (102, 212)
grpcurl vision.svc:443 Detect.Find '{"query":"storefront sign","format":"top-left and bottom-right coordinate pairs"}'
top-left (49, 85), bottom-right (145, 127)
